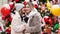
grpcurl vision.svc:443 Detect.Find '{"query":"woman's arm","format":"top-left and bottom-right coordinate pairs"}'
top-left (12, 18), bottom-right (26, 33)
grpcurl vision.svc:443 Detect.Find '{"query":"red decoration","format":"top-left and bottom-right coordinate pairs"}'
top-left (1, 7), bottom-right (10, 17)
top-left (2, 16), bottom-right (6, 20)
top-left (6, 27), bottom-right (11, 34)
top-left (34, 4), bottom-right (38, 8)
top-left (15, 0), bottom-right (19, 3)
top-left (44, 16), bottom-right (53, 26)
top-left (9, 3), bottom-right (14, 9)
top-left (44, 17), bottom-right (49, 23)
top-left (23, 1), bottom-right (28, 5)
top-left (9, 16), bottom-right (12, 22)
top-left (48, 18), bottom-right (53, 26)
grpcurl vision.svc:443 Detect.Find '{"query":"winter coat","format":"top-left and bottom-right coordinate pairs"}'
top-left (11, 11), bottom-right (26, 34)
top-left (26, 8), bottom-right (44, 33)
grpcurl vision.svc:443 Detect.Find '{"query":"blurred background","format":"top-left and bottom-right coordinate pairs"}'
top-left (0, 0), bottom-right (60, 34)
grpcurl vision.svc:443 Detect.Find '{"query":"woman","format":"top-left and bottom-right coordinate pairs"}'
top-left (25, 2), bottom-right (45, 34)
top-left (11, 3), bottom-right (27, 34)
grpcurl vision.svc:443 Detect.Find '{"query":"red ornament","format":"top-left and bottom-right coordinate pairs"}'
top-left (2, 16), bottom-right (6, 20)
top-left (9, 16), bottom-right (12, 22)
top-left (6, 27), bottom-right (11, 34)
top-left (9, 2), bottom-right (14, 9)
top-left (1, 7), bottom-right (10, 17)
top-left (23, 1), bottom-right (28, 5)
top-left (34, 4), bottom-right (38, 8)
top-left (48, 18), bottom-right (53, 26)
top-left (15, 0), bottom-right (19, 3)
top-left (44, 17), bottom-right (49, 23)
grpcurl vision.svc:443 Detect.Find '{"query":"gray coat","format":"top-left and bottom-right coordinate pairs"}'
top-left (26, 8), bottom-right (42, 33)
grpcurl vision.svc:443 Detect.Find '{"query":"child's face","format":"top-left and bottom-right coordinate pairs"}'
top-left (25, 5), bottom-right (31, 14)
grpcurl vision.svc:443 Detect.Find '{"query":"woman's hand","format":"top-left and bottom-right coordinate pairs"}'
top-left (23, 23), bottom-right (27, 30)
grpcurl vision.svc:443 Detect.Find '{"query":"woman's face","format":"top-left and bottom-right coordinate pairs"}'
top-left (25, 4), bottom-right (31, 14)
top-left (25, 8), bottom-right (31, 14)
